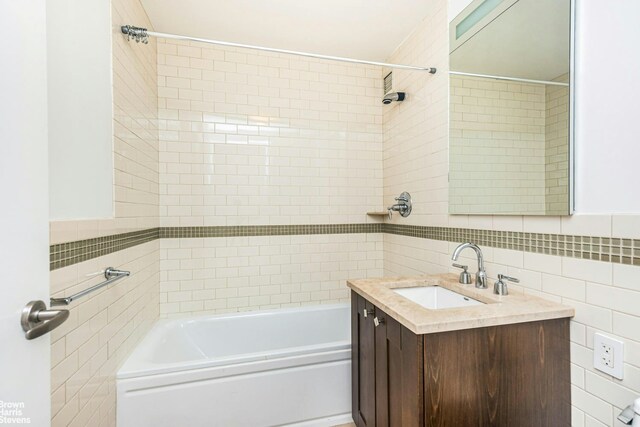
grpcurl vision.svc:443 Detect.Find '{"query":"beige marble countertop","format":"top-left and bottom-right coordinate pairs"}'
top-left (347, 273), bottom-right (575, 335)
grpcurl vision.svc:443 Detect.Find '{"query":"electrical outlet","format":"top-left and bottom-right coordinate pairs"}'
top-left (593, 333), bottom-right (624, 379)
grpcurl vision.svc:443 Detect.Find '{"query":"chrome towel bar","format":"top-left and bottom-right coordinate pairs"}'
top-left (50, 267), bottom-right (130, 306)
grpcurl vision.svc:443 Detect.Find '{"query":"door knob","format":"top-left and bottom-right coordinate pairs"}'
top-left (21, 300), bottom-right (69, 340)
top-left (374, 317), bottom-right (385, 327)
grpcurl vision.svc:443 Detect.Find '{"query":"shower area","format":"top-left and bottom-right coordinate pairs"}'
top-left (47, 0), bottom-right (445, 425)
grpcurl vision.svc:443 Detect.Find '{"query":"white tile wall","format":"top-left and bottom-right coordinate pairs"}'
top-left (449, 75), bottom-right (547, 214)
top-left (159, 234), bottom-right (383, 317)
top-left (157, 39), bottom-right (384, 226)
top-left (156, 40), bottom-right (387, 315)
top-left (545, 73), bottom-right (570, 214)
top-left (383, 1), bottom-right (640, 425)
top-left (50, 242), bottom-right (159, 427)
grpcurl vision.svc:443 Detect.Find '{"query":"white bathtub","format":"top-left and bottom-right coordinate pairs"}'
top-left (116, 304), bottom-right (352, 427)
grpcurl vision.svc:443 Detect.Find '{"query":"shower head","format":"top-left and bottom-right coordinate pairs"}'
top-left (382, 92), bottom-right (405, 104)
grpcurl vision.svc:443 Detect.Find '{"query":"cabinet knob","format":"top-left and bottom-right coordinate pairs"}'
top-left (374, 317), bottom-right (385, 327)
top-left (362, 308), bottom-right (374, 318)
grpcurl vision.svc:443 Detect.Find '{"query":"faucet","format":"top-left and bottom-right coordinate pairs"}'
top-left (451, 242), bottom-right (487, 289)
top-left (387, 191), bottom-right (412, 219)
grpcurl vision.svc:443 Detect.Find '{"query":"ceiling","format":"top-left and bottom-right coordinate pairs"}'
top-left (140, 0), bottom-right (435, 62)
top-left (450, 0), bottom-right (571, 81)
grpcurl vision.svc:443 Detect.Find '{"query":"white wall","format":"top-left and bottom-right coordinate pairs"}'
top-left (573, 0), bottom-right (640, 213)
top-left (47, 0), bottom-right (114, 220)
top-left (0, 1), bottom-right (51, 425)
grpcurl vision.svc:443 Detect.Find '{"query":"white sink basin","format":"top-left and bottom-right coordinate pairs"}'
top-left (393, 286), bottom-right (484, 309)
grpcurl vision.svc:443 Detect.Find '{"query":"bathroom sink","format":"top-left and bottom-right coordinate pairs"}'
top-left (393, 286), bottom-right (483, 309)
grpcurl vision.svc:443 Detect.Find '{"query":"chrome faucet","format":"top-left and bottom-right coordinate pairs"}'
top-left (387, 191), bottom-right (412, 219)
top-left (451, 242), bottom-right (488, 289)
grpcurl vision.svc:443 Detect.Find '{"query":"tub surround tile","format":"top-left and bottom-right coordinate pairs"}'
top-left (347, 273), bottom-right (574, 335)
top-left (157, 37), bottom-right (383, 229)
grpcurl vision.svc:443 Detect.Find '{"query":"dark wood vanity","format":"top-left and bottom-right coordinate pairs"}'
top-left (351, 291), bottom-right (571, 427)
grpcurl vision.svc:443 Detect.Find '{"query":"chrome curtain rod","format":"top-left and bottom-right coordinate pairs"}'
top-left (449, 71), bottom-right (569, 87)
top-left (121, 25), bottom-right (437, 74)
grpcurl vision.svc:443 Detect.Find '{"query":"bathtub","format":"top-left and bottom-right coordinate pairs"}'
top-left (116, 304), bottom-right (352, 427)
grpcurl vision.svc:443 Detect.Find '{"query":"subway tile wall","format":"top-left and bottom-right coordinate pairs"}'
top-left (449, 75), bottom-right (547, 214)
top-left (545, 73), bottom-right (570, 215)
top-left (50, 242), bottom-right (159, 427)
top-left (49, 0), bottom-right (160, 425)
top-left (383, 1), bottom-right (640, 426)
top-left (156, 39), bottom-right (384, 226)
top-left (159, 234), bottom-right (383, 317)
top-left (156, 39), bottom-right (386, 315)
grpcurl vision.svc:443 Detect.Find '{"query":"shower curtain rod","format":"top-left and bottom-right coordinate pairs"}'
top-left (449, 71), bottom-right (569, 87)
top-left (121, 25), bottom-right (437, 74)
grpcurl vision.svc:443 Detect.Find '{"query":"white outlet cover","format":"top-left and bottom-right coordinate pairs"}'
top-left (593, 333), bottom-right (624, 379)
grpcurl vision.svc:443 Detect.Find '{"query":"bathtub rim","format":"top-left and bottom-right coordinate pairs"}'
top-left (117, 303), bottom-right (351, 380)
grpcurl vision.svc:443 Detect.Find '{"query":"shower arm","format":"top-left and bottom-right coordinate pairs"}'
top-left (120, 25), bottom-right (437, 74)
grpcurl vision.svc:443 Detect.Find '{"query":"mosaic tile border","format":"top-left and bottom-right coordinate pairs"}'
top-left (49, 224), bottom-right (381, 270)
top-left (159, 224), bottom-right (382, 239)
top-left (50, 223), bottom-right (640, 270)
top-left (50, 228), bottom-right (160, 270)
top-left (383, 224), bottom-right (640, 266)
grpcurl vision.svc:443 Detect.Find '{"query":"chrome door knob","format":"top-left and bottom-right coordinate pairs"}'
top-left (21, 300), bottom-right (69, 340)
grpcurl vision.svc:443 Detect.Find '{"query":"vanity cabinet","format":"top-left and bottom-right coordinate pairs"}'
top-left (351, 291), bottom-right (571, 427)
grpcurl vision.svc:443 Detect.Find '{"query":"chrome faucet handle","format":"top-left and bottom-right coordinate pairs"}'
top-left (494, 274), bottom-right (519, 296)
top-left (387, 192), bottom-right (412, 218)
top-left (498, 274), bottom-right (519, 283)
top-left (452, 263), bottom-right (472, 285)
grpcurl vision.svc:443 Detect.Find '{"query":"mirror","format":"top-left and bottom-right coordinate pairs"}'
top-left (448, 0), bottom-right (573, 215)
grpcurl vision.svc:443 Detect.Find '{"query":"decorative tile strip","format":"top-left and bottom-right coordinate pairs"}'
top-left (159, 223), bottom-right (383, 239)
top-left (49, 223), bottom-right (640, 270)
top-left (49, 224), bottom-right (382, 270)
top-left (382, 224), bottom-right (640, 267)
top-left (49, 228), bottom-right (160, 270)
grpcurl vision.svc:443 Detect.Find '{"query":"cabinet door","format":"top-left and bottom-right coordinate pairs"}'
top-left (374, 310), bottom-right (423, 427)
top-left (423, 319), bottom-right (571, 426)
top-left (352, 292), bottom-right (376, 427)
